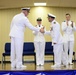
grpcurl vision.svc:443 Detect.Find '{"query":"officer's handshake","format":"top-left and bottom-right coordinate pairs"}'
top-left (40, 27), bottom-right (45, 33)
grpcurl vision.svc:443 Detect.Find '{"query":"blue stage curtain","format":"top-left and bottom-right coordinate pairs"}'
top-left (0, 70), bottom-right (75, 75)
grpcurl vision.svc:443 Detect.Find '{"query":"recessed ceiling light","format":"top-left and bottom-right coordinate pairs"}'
top-left (34, 3), bottom-right (46, 6)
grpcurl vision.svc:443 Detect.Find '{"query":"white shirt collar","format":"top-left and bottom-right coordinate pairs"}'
top-left (37, 24), bottom-right (42, 27)
top-left (20, 12), bottom-right (26, 17)
top-left (51, 19), bottom-right (56, 24)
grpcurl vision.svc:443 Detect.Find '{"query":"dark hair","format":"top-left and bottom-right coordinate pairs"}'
top-left (48, 15), bottom-right (55, 19)
top-left (51, 17), bottom-right (55, 19)
top-left (66, 13), bottom-right (70, 16)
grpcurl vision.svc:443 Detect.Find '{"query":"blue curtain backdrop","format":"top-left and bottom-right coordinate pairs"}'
top-left (0, 70), bottom-right (76, 75)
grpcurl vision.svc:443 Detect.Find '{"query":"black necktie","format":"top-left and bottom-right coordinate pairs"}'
top-left (39, 25), bottom-right (40, 27)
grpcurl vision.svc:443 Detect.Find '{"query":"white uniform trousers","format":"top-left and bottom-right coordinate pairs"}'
top-left (63, 41), bottom-right (74, 64)
top-left (61, 50), bottom-right (68, 65)
top-left (53, 44), bottom-right (63, 66)
top-left (34, 41), bottom-right (45, 65)
top-left (11, 37), bottom-right (24, 67)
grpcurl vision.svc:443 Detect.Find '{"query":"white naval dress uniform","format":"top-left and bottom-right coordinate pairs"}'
top-left (61, 20), bottom-right (76, 64)
top-left (33, 25), bottom-right (45, 65)
top-left (45, 20), bottom-right (63, 67)
top-left (9, 13), bottom-right (40, 68)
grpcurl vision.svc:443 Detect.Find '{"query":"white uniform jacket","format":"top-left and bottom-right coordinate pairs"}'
top-left (33, 25), bottom-right (45, 42)
top-left (9, 13), bottom-right (39, 38)
top-left (61, 20), bottom-right (76, 43)
top-left (45, 20), bottom-right (63, 45)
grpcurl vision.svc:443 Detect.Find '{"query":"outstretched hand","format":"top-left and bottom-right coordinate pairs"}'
top-left (40, 27), bottom-right (45, 33)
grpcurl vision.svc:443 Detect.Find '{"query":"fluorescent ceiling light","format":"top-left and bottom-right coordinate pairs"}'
top-left (34, 3), bottom-right (46, 6)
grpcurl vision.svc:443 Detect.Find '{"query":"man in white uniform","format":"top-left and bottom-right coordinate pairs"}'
top-left (33, 18), bottom-right (45, 66)
top-left (9, 8), bottom-right (44, 68)
top-left (45, 13), bottom-right (63, 68)
top-left (61, 13), bottom-right (76, 65)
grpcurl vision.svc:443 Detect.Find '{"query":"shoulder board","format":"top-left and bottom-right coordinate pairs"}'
top-left (71, 21), bottom-right (73, 22)
top-left (42, 25), bottom-right (44, 27)
top-left (54, 22), bottom-right (56, 24)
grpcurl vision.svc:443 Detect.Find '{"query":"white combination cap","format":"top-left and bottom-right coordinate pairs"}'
top-left (21, 8), bottom-right (30, 10)
top-left (48, 13), bottom-right (56, 18)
